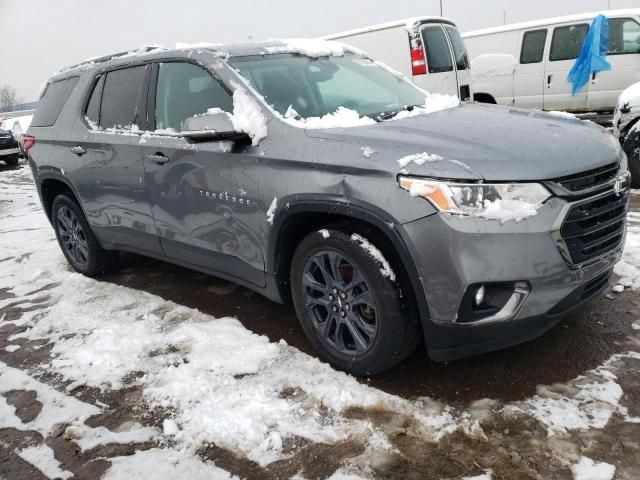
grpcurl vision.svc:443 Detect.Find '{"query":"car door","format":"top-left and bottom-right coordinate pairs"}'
top-left (588, 16), bottom-right (640, 111)
top-left (514, 29), bottom-right (548, 109)
top-left (70, 64), bottom-right (162, 254)
top-left (416, 24), bottom-right (459, 97)
top-left (142, 60), bottom-right (264, 286)
top-left (544, 22), bottom-right (590, 111)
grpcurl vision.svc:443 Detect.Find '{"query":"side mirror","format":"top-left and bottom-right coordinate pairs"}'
top-left (181, 110), bottom-right (249, 142)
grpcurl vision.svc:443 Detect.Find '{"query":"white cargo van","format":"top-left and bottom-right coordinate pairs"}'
top-left (463, 9), bottom-right (640, 114)
top-left (325, 17), bottom-right (473, 100)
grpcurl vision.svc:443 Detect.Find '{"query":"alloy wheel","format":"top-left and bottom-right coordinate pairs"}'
top-left (57, 206), bottom-right (89, 267)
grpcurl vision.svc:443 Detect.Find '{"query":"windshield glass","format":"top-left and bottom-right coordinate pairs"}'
top-left (228, 53), bottom-right (427, 120)
top-left (444, 25), bottom-right (470, 70)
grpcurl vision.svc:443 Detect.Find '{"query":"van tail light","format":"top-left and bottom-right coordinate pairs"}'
top-left (23, 135), bottom-right (36, 153)
top-left (410, 47), bottom-right (427, 76)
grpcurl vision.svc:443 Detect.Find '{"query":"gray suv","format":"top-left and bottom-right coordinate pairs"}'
top-left (26, 41), bottom-right (631, 375)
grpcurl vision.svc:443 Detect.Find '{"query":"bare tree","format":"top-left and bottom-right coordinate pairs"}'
top-left (0, 85), bottom-right (23, 111)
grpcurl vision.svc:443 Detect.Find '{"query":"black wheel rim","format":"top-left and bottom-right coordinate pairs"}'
top-left (302, 250), bottom-right (378, 356)
top-left (57, 206), bottom-right (89, 268)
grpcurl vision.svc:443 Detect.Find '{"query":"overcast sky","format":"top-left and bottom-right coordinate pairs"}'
top-left (1, 0), bottom-right (637, 101)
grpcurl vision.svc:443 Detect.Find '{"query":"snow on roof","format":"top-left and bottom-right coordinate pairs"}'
top-left (262, 38), bottom-right (365, 58)
top-left (323, 16), bottom-right (455, 40)
top-left (463, 9), bottom-right (640, 38)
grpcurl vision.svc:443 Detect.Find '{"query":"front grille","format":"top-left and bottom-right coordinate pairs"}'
top-left (560, 190), bottom-right (628, 265)
top-left (554, 162), bottom-right (619, 193)
top-left (580, 271), bottom-right (611, 300)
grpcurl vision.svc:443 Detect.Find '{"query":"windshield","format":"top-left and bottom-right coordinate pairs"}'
top-left (228, 53), bottom-right (427, 120)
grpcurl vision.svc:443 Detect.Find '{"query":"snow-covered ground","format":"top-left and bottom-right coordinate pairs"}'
top-left (1, 165), bottom-right (639, 479)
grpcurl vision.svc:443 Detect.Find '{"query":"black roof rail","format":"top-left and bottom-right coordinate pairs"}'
top-left (61, 45), bottom-right (168, 73)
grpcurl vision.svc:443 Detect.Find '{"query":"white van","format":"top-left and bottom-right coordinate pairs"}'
top-left (325, 17), bottom-right (473, 100)
top-left (463, 9), bottom-right (640, 114)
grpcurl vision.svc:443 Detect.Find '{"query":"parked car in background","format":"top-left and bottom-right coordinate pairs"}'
top-left (0, 128), bottom-right (21, 166)
top-left (0, 114), bottom-right (34, 158)
top-left (27, 40), bottom-right (630, 375)
top-left (463, 9), bottom-right (640, 116)
top-left (614, 82), bottom-right (640, 186)
top-left (325, 17), bottom-right (473, 100)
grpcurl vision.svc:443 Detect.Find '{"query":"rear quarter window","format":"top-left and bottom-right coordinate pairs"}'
top-left (30, 77), bottom-right (79, 127)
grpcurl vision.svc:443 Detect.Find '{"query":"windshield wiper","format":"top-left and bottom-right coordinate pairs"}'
top-left (374, 105), bottom-right (420, 121)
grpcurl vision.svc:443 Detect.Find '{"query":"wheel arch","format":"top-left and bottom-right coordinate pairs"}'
top-left (473, 92), bottom-right (497, 104)
top-left (37, 173), bottom-right (83, 222)
top-left (268, 197), bottom-right (430, 323)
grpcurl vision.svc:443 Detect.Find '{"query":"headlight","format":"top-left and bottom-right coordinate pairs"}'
top-left (398, 176), bottom-right (551, 216)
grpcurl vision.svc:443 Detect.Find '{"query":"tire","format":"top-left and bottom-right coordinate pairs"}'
top-left (290, 227), bottom-right (420, 375)
top-left (51, 194), bottom-right (118, 276)
top-left (3, 155), bottom-right (19, 167)
top-left (623, 127), bottom-right (640, 188)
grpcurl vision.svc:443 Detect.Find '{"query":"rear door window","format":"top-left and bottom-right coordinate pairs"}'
top-left (31, 77), bottom-right (79, 127)
top-left (154, 62), bottom-right (233, 132)
top-left (549, 24), bottom-right (589, 61)
top-left (99, 65), bottom-right (147, 130)
top-left (421, 25), bottom-right (453, 73)
top-left (608, 18), bottom-right (640, 54)
top-left (84, 75), bottom-right (104, 128)
top-left (444, 25), bottom-right (470, 70)
top-left (520, 29), bottom-right (548, 64)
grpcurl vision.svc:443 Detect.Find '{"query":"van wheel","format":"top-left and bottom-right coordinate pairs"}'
top-left (623, 128), bottom-right (640, 188)
top-left (290, 228), bottom-right (419, 375)
top-left (51, 194), bottom-right (118, 276)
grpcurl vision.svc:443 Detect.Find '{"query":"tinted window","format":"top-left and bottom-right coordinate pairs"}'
top-left (100, 66), bottom-right (146, 130)
top-left (421, 25), bottom-right (453, 73)
top-left (85, 75), bottom-right (104, 128)
top-left (444, 25), bottom-right (470, 70)
top-left (608, 18), bottom-right (640, 54)
top-left (550, 24), bottom-right (589, 61)
top-left (155, 62), bottom-right (233, 132)
top-left (520, 29), bottom-right (547, 64)
top-left (31, 77), bottom-right (79, 127)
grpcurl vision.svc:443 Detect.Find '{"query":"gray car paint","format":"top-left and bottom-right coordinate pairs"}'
top-left (27, 43), bottom-right (629, 361)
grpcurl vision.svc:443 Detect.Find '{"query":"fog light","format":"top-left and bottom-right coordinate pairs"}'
top-left (474, 285), bottom-right (486, 307)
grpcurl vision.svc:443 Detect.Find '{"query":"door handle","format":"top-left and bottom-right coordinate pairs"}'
top-left (146, 153), bottom-right (169, 165)
top-left (591, 71), bottom-right (597, 82)
top-left (547, 74), bottom-right (553, 87)
top-left (70, 145), bottom-right (86, 156)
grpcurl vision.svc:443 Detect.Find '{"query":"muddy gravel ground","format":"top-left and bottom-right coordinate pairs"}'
top-left (1, 162), bottom-right (639, 479)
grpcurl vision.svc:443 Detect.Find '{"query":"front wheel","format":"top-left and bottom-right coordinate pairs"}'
top-left (290, 228), bottom-right (419, 375)
top-left (623, 127), bottom-right (640, 188)
top-left (51, 194), bottom-right (118, 276)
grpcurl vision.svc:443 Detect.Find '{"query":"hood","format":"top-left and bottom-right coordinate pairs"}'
top-left (305, 103), bottom-right (622, 181)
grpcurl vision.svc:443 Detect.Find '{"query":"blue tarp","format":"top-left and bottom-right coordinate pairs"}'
top-left (567, 15), bottom-right (611, 95)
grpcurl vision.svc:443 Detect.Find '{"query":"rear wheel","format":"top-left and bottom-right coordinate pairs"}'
top-left (51, 194), bottom-right (118, 276)
top-left (3, 155), bottom-right (19, 167)
top-left (290, 228), bottom-right (419, 375)
top-left (623, 127), bottom-right (640, 188)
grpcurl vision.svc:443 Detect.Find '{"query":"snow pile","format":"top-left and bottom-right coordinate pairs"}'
top-left (617, 81), bottom-right (640, 109)
top-left (394, 94), bottom-right (461, 119)
top-left (266, 197), bottom-right (278, 225)
top-left (351, 234), bottom-right (396, 281)
top-left (571, 456), bottom-right (615, 480)
top-left (17, 445), bottom-right (73, 480)
top-left (231, 86), bottom-right (268, 145)
top-left (397, 152), bottom-right (444, 168)
top-left (64, 423), bottom-right (159, 452)
top-left (614, 224), bottom-right (640, 289)
top-left (474, 198), bottom-right (540, 223)
top-left (103, 449), bottom-right (236, 480)
top-left (264, 38), bottom-right (362, 58)
top-left (285, 106), bottom-right (376, 129)
top-left (471, 54), bottom-right (516, 78)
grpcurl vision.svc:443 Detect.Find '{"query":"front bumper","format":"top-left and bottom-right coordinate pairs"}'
top-left (402, 191), bottom-right (627, 362)
top-left (0, 147), bottom-right (20, 156)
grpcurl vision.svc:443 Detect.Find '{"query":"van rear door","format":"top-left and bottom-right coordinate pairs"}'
top-left (587, 16), bottom-right (640, 111)
top-left (415, 23), bottom-right (459, 97)
top-left (443, 24), bottom-right (472, 100)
